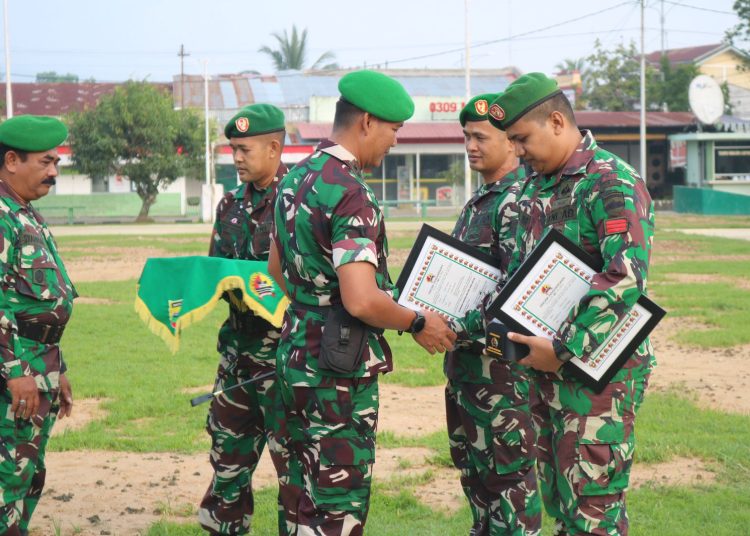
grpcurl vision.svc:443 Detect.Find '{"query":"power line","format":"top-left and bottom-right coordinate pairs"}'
top-left (662, 1), bottom-right (735, 16)
top-left (382, 1), bottom-right (634, 66)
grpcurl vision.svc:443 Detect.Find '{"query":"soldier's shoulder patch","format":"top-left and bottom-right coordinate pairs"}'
top-left (604, 218), bottom-right (628, 236)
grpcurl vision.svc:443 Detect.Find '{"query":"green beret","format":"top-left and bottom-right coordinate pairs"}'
top-left (488, 73), bottom-right (563, 130)
top-left (459, 93), bottom-right (500, 126)
top-left (0, 115), bottom-right (67, 152)
top-left (338, 70), bottom-right (415, 123)
top-left (224, 104), bottom-right (286, 139)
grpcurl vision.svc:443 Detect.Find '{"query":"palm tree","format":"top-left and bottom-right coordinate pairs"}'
top-left (555, 57), bottom-right (585, 75)
top-left (259, 25), bottom-right (339, 71)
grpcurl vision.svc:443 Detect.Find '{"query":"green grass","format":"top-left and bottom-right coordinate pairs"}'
top-left (658, 212), bottom-right (750, 229)
top-left (650, 229), bottom-right (750, 347)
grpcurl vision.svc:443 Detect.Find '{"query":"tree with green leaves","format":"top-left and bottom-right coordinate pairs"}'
top-left (727, 0), bottom-right (750, 67)
top-left (581, 39), bottom-right (698, 112)
top-left (68, 81), bottom-right (205, 222)
top-left (36, 71), bottom-right (80, 83)
top-left (582, 40), bottom-right (659, 111)
top-left (651, 56), bottom-right (700, 112)
top-left (259, 25), bottom-right (338, 71)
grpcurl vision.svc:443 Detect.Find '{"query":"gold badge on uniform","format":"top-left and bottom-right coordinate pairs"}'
top-left (474, 99), bottom-right (488, 116)
top-left (236, 117), bottom-right (250, 133)
top-left (489, 104), bottom-right (505, 121)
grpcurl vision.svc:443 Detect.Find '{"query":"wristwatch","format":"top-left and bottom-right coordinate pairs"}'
top-left (406, 310), bottom-right (426, 334)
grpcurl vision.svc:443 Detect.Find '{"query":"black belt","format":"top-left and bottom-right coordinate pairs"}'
top-left (16, 320), bottom-right (65, 344)
top-left (290, 300), bottom-right (384, 335)
top-left (228, 308), bottom-right (274, 335)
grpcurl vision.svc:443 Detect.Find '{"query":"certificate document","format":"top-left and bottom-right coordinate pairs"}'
top-left (396, 225), bottom-right (502, 321)
top-left (487, 229), bottom-right (665, 392)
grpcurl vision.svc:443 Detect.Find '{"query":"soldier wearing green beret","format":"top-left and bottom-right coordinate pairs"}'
top-left (198, 104), bottom-right (290, 535)
top-left (0, 115), bottom-right (76, 535)
top-left (268, 70), bottom-right (456, 535)
top-left (490, 73), bottom-right (655, 535)
top-left (444, 94), bottom-right (541, 535)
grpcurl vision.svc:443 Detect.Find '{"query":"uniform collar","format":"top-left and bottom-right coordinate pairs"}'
top-left (557, 130), bottom-right (597, 177)
top-left (0, 179), bottom-right (27, 210)
top-left (469, 165), bottom-right (524, 203)
top-left (246, 162), bottom-right (288, 199)
top-left (317, 139), bottom-right (360, 172)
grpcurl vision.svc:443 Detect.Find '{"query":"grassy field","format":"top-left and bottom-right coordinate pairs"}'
top-left (49, 214), bottom-right (750, 535)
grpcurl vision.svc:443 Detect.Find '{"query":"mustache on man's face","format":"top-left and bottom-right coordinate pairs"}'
top-left (42, 178), bottom-right (57, 186)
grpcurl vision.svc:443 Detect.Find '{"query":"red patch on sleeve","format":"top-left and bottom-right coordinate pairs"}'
top-left (604, 218), bottom-right (628, 236)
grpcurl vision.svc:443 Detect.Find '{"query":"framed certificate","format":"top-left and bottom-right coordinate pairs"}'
top-left (486, 229), bottom-right (665, 392)
top-left (396, 225), bottom-right (502, 321)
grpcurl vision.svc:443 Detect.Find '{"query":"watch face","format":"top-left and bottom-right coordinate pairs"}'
top-left (413, 314), bottom-right (427, 333)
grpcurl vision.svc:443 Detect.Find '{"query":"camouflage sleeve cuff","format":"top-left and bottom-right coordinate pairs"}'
top-left (552, 337), bottom-right (574, 362)
top-left (1, 359), bottom-right (31, 380)
top-left (332, 238), bottom-right (378, 269)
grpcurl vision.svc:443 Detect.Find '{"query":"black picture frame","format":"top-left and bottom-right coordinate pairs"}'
top-left (486, 228), bottom-right (666, 393)
top-left (395, 224), bottom-right (502, 297)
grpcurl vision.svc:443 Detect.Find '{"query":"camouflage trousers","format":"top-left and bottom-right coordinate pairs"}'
top-left (531, 364), bottom-right (651, 536)
top-left (198, 365), bottom-right (289, 535)
top-left (0, 388), bottom-right (58, 536)
top-left (446, 368), bottom-right (541, 535)
top-left (276, 374), bottom-right (378, 536)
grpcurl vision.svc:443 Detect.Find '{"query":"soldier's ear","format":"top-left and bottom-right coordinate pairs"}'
top-left (549, 111), bottom-right (566, 135)
top-left (361, 112), bottom-right (375, 137)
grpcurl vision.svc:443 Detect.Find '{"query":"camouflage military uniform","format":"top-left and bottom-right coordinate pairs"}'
top-left (444, 167), bottom-right (541, 536)
top-left (0, 179), bottom-right (75, 535)
top-left (272, 140), bottom-right (393, 536)
top-left (510, 131), bottom-right (655, 536)
top-left (198, 164), bottom-right (290, 535)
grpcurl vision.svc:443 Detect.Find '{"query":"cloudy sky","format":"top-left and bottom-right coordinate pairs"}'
top-left (2, 0), bottom-right (742, 82)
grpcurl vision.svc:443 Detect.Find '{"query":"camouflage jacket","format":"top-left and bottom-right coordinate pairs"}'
top-left (444, 166), bottom-right (527, 383)
top-left (209, 164), bottom-right (287, 370)
top-left (272, 139), bottom-right (393, 387)
top-left (0, 180), bottom-right (76, 391)
top-left (510, 130), bottom-right (655, 376)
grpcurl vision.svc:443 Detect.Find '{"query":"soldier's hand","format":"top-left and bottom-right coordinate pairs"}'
top-left (7, 376), bottom-right (39, 420)
top-left (510, 333), bottom-right (563, 373)
top-left (413, 310), bottom-right (457, 354)
top-left (58, 373), bottom-right (73, 419)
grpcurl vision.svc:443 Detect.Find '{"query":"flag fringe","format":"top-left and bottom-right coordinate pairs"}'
top-left (135, 276), bottom-right (288, 354)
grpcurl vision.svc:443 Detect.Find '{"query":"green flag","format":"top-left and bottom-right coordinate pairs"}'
top-left (135, 256), bottom-right (288, 353)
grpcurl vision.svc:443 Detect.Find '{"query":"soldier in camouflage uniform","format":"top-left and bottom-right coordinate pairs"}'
top-left (0, 115), bottom-right (75, 536)
top-left (198, 104), bottom-right (289, 535)
top-left (490, 74), bottom-right (655, 535)
top-left (268, 70), bottom-right (456, 536)
top-left (445, 95), bottom-right (540, 536)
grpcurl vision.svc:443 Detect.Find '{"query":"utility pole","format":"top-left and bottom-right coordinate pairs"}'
top-left (3, 0), bottom-right (13, 118)
top-left (640, 0), bottom-right (647, 182)
top-left (660, 0), bottom-right (665, 56)
top-left (464, 0), bottom-right (472, 205)
top-left (178, 44), bottom-right (190, 109)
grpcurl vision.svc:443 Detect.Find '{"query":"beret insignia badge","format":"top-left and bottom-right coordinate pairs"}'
top-left (489, 104), bottom-right (505, 121)
top-left (474, 99), bottom-right (488, 115)
top-left (235, 117), bottom-right (250, 133)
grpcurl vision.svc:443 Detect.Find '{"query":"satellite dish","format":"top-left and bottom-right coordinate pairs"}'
top-left (689, 74), bottom-right (725, 125)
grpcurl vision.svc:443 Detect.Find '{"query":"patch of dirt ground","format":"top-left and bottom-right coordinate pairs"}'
top-left (51, 398), bottom-right (109, 436)
top-left (649, 317), bottom-right (750, 414)
top-left (379, 383), bottom-right (446, 437)
top-left (30, 447), bottom-right (433, 536)
top-left (64, 247), bottom-right (175, 282)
